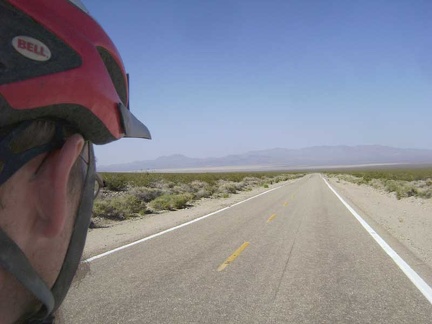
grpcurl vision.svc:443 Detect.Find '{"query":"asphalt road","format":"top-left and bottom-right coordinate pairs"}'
top-left (62, 174), bottom-right (432, 323)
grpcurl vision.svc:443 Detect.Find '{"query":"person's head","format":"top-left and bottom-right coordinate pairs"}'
top-left (0, 1), bottom-right (151, 322)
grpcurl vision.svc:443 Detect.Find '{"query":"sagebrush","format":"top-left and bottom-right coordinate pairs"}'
top-left (326, 168), bottom-right (432, 200)
top-left (93, 171), bottom-right (304, 220)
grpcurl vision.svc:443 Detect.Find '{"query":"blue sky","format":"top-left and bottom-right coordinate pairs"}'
top-left (85, 0), bottom-right (432, 165)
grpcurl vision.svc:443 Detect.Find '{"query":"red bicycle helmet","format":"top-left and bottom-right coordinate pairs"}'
top-left (0, 0), bottom-right (151, 322)
top-left (0, 0), bottom-right (151, 142)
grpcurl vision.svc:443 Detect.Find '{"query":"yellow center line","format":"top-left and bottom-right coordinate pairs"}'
top-left (267, 214), bottom-right (277, 223)
top-left (217, 242), bottom-right (250, 272)
top-left (283, 202), bottom-right (289, 206)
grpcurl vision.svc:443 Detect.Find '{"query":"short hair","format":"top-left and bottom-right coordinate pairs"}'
top-left (4, 119), bottom-right (85, 197)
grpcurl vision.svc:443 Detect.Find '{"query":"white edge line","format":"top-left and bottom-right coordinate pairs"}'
top-left (85, 183), bottom-right (286, 263)
top-left (321, 175), bottom-right (432, 305)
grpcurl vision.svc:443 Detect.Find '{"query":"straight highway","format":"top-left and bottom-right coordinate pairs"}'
top-left (62, 174), bottom-right (432, 323)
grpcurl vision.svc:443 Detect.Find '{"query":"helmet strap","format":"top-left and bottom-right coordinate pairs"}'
top-left (0, 136), bottom-right (96, 322)
top-left (0, 229), bottom-right (55, 316)
top-left (31, 142), bottom-right (96, 321)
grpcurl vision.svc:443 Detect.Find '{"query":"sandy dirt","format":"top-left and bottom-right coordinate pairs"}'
top-left (83, 175), bottom-right (432, 273)
top-left (326, 176), bottom-right (432, 270)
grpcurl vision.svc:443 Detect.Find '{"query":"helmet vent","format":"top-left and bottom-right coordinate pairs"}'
top-left (96, 46), bottom-right (127, 106)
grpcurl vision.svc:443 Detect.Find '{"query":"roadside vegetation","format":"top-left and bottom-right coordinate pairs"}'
top-left (326, 168), bottom-right (432, 200)
top-left (93, 172), bottom-right (304, 222)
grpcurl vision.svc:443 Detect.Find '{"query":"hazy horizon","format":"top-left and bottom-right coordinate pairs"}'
top-left (96, 142), bottom-right (432, 166)
top-left (88, 1), bottom-right (432, 165)
top-left (97, 145), bottom-right (432, 173)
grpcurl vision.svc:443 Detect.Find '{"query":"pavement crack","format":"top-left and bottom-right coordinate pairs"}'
top-left (267, 213), bottom-right (304, 322)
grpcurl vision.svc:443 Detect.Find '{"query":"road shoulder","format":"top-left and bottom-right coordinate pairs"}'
top-left (325, 176), bottom-right (432, 284)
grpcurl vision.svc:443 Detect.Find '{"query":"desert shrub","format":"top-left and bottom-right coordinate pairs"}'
top-left (172, 183), bottom-right (193, 194)
top-left (330, 169), bottom-right (432, 200)
top-left (405, 187), bottom-right (418, 197)
top-left (334, 174), bottom-right (360, 183)
top-left (190, 180), bottom-right (210, 191)
top-left (100, 171), bottom-right (305, 189)
top-left (242, 177), bottom-right (261, 186)
top-left (384, 180), bottom-right (420, 199)
top-left (93, 194), bottom-right (146, 220)
top-left (216, 180), bottom-right (238, 195)
top-left (418, 189), bottom-right (432, 199)
top-left (149, 180), bottom-right (175, 191)
top-left (273, 176), bottom-right (283, 183)
top-left (95, 172), bottom-right (306, 218)
top-left (190, 180), bottom-right (209, 189)
top-left (368, 178), bottom-right (383, 190)
top-left (357, 177), bottom-right (370, 185)
top-left (103, 173), bottom-right (128, 191)
top-left (385, 180), bottom-right (401, 194)
top-left (327, 168), bottom-right (432, 182)
top-left (130, 187), bottom-right (164, 202)
top-left (237, 182), bottom-right (253, 191)
top-left (274, 174), bottom-right (296, 182)
top-left (172, 193), bottom-right (194, 209)
top-left (148, 195), bottom-right (171, 210)
top-left (260, 177), bottom-right (272, 185)
top-left (189, 180), bottom-right (214, 199)
top-left (235, 180), bottom-right (254, 191)
top-left (194, 188), bottom-right (213, 199)
top-left (149, 193), bottom-right (194, 211)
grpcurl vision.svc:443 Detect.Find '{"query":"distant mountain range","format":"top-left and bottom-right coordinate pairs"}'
top-left (98, 145), bottom-right (432, 172)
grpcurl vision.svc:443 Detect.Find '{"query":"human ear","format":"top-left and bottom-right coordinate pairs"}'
top-left (35, 134), bottom-right (85, 238)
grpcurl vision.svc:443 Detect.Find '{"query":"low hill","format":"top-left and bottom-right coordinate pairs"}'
top-left (99, 145), bottom-right (432, 172)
